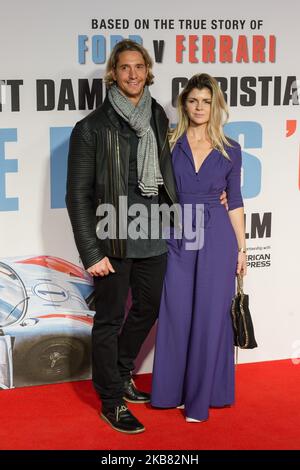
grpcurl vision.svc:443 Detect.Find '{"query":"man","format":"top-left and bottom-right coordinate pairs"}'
top-left (66, 39), bottom-right (226, 434)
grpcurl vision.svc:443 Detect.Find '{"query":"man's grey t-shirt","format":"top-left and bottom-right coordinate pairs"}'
top-left (114, 110), bottom-right (167, 259)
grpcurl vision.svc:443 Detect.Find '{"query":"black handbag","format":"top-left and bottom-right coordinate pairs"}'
top-left (231, 275), bottom-right (257, 349)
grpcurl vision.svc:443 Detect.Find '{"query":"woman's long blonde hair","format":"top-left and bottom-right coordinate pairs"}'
top-left (169, 73), bottom-right (231, 158)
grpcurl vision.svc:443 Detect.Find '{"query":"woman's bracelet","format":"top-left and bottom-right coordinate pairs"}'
top-left (238, 247), bottom-right (247, 253)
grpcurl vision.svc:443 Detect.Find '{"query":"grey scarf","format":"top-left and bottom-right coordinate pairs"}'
top-left (108, 84), bottom-right (163, 197)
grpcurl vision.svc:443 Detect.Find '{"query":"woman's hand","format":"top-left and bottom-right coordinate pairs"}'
top-left (237, 252), bottom-right (247, 276)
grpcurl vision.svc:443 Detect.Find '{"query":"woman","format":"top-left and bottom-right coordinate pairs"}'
top-left (151, 73), bottom-right (247, 422)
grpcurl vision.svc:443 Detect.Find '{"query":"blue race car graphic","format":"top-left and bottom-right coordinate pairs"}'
top-left (0, 256), bottom-right (95, 388)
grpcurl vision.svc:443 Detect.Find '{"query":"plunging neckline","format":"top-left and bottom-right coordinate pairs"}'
top-left (185, 134), bottom-right (215, 175)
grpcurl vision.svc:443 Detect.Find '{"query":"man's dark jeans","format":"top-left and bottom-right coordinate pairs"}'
top-left (92, 253), bottom-right (167, 408)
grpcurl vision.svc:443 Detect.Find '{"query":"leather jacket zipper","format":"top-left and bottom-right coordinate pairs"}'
top-left (107, 128), bottom-right (116, 255)
top-left (115, 131), bottom-right (123, 256)
top-left (116, 133), bottom-right (127, 257)
top-left (159, 130), bottom-right (176, 205)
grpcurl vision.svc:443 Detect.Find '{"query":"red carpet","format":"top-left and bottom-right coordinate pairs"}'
top-left (0, 359), bottom-right (299, 450)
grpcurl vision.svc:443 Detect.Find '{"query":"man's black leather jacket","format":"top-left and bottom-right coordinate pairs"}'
top-left (66, 96), bottom-right (178, 269)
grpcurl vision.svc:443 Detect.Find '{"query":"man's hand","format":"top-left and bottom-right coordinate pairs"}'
top-left (87, 257), bottom-right (115, 277)
top-left (220, 190), bottom-right (228, 211)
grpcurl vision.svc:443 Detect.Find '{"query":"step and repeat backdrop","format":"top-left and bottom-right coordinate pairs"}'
top-left (0, 0), bottom-right (299, 388)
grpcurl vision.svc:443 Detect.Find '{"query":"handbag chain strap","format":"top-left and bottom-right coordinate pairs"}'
top-left (237, 273), bottom-right (244, 294)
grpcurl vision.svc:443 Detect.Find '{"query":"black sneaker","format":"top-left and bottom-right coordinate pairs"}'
top-left (101, 403), bottom-right (145, 434)
top-left (123, 378), bottom-right (151, 404)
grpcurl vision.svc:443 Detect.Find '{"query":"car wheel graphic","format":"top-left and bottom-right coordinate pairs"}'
top-left (26, 337), bottom-right (87, 382)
